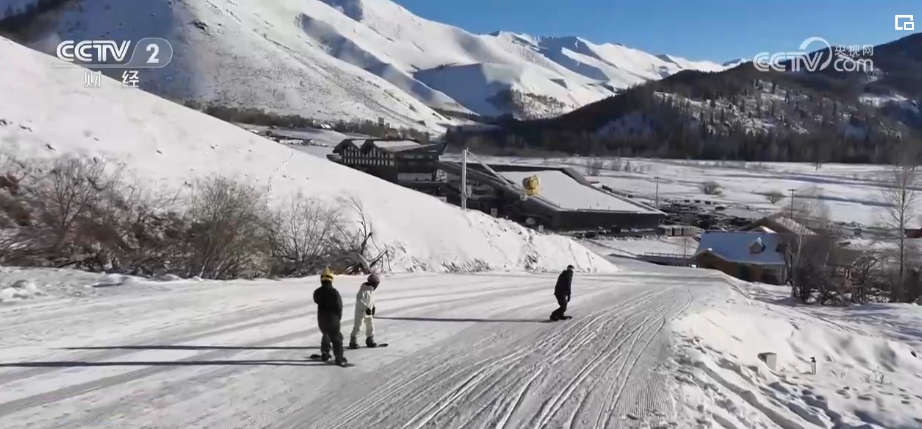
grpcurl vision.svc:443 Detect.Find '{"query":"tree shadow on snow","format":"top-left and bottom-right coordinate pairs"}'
top-left (61, 345), bottom-right (319, 351)
top-left (0, 359), bottom-right (324, 368)
top-left (376, 316), bottom-right (545, 323)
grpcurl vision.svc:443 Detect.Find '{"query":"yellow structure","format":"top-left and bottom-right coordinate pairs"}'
top-left (521, 175), bottom-right (539, 197)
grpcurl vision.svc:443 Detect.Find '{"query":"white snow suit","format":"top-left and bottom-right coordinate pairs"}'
top-left (350, 282), bottom-right (376, 340)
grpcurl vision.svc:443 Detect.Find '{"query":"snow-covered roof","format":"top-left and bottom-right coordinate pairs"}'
top-left (332, 139), bottom-right (364, 153)
top-left (764, 213), bottom-right (815, 235)
top-left (742, 213), bottom-right (815, 235)
top-left (367, 139), bottom-right (422, 152)
top-left (696, 231), bottom-right (785, 266)
top-left (498, 170), bottom-right (660, 213)
top-left (333, 138), bottom-right (428, 154)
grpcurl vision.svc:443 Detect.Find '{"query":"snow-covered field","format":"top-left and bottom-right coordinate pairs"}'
top-left (7, 0), bottom-right (726, 128)
top-left (470, 156), bottom-right (905, 229)
top-left (0, 36), bottom-right (612, 274)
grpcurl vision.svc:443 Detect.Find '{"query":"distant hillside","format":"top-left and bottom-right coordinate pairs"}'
top-left (467, 33), bottom-right (922, 164)
top-left (0, 0), bottom-right (727, 132)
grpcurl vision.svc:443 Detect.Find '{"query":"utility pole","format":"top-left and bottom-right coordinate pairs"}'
top-left (460, 149), bottom-right (468, 211)
top-left (788, 188), bottom-right (796, 218)
top-left (654, 176), bottom-right (661, 208)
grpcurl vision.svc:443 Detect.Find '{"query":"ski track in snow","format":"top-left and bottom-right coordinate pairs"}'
top-left (0, 268), bottom-right (722, 428)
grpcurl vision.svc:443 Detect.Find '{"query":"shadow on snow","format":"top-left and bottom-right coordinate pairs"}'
top-left (0, 359), bottom-right (324, 368)
top-left (376, 316), bottom-right (545, 323)
top-left (60, 345), bottom-right (319, 351)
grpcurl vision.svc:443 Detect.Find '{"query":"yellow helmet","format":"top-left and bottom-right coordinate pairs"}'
top-left (320, 267), bottom-right (334, 282)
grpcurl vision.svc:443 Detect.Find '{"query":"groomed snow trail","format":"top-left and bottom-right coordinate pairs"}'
top-left (0, 267), bottom-right (723, 429)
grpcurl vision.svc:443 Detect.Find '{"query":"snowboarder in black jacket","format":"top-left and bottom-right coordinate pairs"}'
top-left (313, 268), bottom-right (347, 365)
top-left (550, 265), bottom-right (574, 321)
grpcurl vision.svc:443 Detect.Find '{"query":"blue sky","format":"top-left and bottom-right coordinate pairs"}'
top-left (391, 0), bottom-right (919, 62)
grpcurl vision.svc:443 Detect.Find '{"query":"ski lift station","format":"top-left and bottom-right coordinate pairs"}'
top-left (328, 138), bottom-right (664, 232)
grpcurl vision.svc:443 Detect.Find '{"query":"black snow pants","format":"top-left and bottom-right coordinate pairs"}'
top-left (318, 313), bottom-right (344, 360)
top-left (550, 294), bottom-right (568, 320)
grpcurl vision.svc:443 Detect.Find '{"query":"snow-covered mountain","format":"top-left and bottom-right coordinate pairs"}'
top-left (3, 0), bottom-right (727, 129)
top-left (0, 36), bottom-right (615, 274)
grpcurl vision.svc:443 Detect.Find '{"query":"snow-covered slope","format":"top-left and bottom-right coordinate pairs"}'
top-left (0, 263), bottom-right (714, 428)
top-left (6, 0), bottom-right (726, 126)
top-left (0, 36), bottom-right (615, 274)
top-left (674, 279), bottom-right (922, 428)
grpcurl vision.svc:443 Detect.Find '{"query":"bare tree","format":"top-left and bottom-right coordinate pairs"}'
top-left (878, 165), bottom-right (920, 301)
top-left (584, 157), bottom-right (604, 176)
top-left (29, 156), bottom-right (119, 252)
top-left (605, 158), bottom-right (624, 172)
top-left (78, 175), bottom-right (183, 274)
top-left (0, 151), bottom-right (28, 228)
top-left (764, 190), bottom-right (786, 204)
top-left (266, 194), bottom-right (345, 277)
top-left (848, 252), bottom-right (883, 304)
top-left (781, 188), bottom-right (835, 302)
top-left (329, 196), bottom-right (391, 274)
top-left (183, 176), bottom-right (270, 279)
top-left (699, 180), bottom-right (722, 195)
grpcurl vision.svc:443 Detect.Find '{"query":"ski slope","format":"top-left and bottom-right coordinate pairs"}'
top-left (5, 0), bottom-right (726, 126)
top-left (0, 264), bottom-right (720, 429)
top-left (0, 36), bottom-right (613, 274)
top-left (3, 260), bottom-right (921, 428)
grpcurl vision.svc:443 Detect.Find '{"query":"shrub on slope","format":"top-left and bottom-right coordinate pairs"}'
top-left (0, 37), bottom-right (615, 275)
top-left (0, 154), bottom-right (402, 278)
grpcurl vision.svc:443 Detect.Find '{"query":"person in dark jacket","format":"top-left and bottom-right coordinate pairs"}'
top-left (313, 267), bottom-right (346, 365)
top-left (550, 265), bottom-right (574, 321)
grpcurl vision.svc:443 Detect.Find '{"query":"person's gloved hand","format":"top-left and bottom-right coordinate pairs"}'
top-left (371, 306), bottom-right (376, 316)
top-left (365, 308), bottom-right (372, 316)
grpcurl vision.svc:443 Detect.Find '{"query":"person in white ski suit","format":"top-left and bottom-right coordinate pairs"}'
top-left (350, 273), bottom-right (380, 349)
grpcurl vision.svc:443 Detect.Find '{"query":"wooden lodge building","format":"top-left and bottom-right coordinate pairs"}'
top-left (327, 138), bottom-right (449, 197)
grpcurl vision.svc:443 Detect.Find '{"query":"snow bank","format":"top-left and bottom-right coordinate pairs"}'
top-left (0, 279), bottom-right (42, 302)
top-left (0, 37), bottom-right (615, 275)
top-left (585, 236), bottom-right (697, 258)
top-left (671, 282), bottom-right (922, 428)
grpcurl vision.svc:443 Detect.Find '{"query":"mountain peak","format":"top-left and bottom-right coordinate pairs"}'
top-left (2, 0), bottom-right (731, 127)
top-left (320, 0), bottom-right (366, 20)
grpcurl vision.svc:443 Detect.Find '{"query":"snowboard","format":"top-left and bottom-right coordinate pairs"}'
top-left (308, 354), bottom-right (355, 367)
top-left (349, 343), bottom-right (389, 350)
top-left (548, 316), bottom-right (573, 322)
